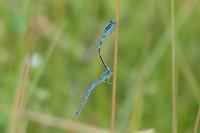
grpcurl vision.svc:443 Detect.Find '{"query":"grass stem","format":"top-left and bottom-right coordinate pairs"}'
top-left (111, 0), bottom-right (120, 132)
top-left (171, 0), bottom-right (178, 132)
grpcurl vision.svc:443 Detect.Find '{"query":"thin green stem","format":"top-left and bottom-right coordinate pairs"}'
top-left (171, 0), bottom-right (178, 133)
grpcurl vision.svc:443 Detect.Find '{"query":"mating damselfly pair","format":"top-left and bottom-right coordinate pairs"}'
top-left (75, 20), bottom-right (116, 117)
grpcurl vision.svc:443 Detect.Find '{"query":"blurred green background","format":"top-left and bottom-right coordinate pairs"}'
top-left (0, 0), bottom-right (200, 133)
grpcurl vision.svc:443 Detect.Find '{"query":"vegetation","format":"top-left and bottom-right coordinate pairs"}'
top-left (0, 0), bottom-right (199, 133)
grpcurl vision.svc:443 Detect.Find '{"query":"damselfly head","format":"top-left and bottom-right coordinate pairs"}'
top-left (104, 20), bottom-right (116, 33)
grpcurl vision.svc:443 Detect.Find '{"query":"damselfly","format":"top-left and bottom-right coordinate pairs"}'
top-left (98, 20), bottom-right (116, 70)
top-left (75, 20), bottom-right (116, 117)
top-left (76, 68), bottom-right (113, 117)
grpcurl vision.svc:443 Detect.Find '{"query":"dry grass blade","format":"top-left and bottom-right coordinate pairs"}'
top-left (25, 110), bottom-right (110, 133)
top-left (8, 66), bottom-right (29, 133)
top-left (1, 102), bottom-right (115, 133)
top-left (111, 0), bottom-right (120, 132)
top-left (193, 106), bottom-right (200, 133)
top-left (7, 1), bottom-right (37, 132)
top-left (8, 32), bottom-right (33, 133)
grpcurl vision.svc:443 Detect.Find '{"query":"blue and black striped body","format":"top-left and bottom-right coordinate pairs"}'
top-left (98, 20), bottom-right (116, 70)
top-left (75, 20), bottom-right (116, 117)
top-left (75, 69), bottom-right (113, 117)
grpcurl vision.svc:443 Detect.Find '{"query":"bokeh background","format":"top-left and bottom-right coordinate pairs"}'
top-left (0, 0), bottom-right (200, 133)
